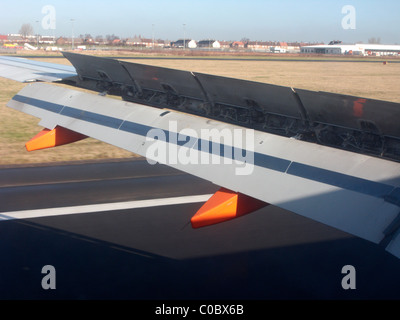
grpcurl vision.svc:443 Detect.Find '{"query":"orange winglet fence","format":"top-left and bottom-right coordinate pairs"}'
top-left (25, 126), bottom-right (87, 151)
top-left (191, 187), bottom-right (268, 228)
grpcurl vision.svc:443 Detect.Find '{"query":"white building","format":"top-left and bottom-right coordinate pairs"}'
top-left (188, 39), bottom-right (197, 49)
top-left (301, 43), bottom-right (400, 56)
top-left (270, 46), bottom-right (287, 53)
top-left (212, 41), bottom-right (221, 49)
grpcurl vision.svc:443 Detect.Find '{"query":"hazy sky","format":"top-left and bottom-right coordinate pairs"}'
top-left (1, 0), bottom-right (399, 44)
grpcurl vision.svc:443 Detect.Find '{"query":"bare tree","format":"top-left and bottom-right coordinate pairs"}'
top-left (19, 23), bottom-right (33, 38)
top-left (95, 35), bottom-right (104, 44)
top-left (106, 34), bottom-right (120, 45)
top-left (106, 34), bottom-right (119, 42)
top-left (368, 37), bottom-right (381, 44)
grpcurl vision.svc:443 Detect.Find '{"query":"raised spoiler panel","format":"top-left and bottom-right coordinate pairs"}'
top-left (63, 52), bottom-right (206, 100)
top-left (61, 52), bottom-right (133, 85)
top-left (62, 52), bottom-right (400, 136)
top-left (7, 82), bottom-right (400, 258)
top-left (61, 52), bottom-right (400, 162)
top-left (296, 89), bottom-right (400, 138)
top-left (119, 61), bottom-right (207, 100)
top-left (63, 51), bottom-right (305, 120)
top-left (193, 72), bottom-right (305, 119)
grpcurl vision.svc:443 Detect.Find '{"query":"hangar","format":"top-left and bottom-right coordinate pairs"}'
top-left (301, 43), bottom-right (400, 56)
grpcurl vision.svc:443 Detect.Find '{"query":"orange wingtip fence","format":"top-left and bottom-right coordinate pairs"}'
top-left (25, 126), bottom-right (87, 151)
top-left (191, 187), bottom-right (268, 228)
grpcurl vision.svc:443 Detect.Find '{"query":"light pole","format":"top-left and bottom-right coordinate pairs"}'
top-left (183, 23), bottom-right (186, 49)
top-left (35, 20), bottom-right (39, 48)
top-left (152, 24), bottom-right (155, 50)
top-left (70, 19), bottom-right (75, 50)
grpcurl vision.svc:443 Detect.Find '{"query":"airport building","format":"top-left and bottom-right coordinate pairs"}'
top-left (301, 43), bottom-right (400, 56)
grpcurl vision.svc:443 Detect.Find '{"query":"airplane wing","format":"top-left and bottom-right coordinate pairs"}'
top-left (0, 55), bottom-right (76, 82)
top-left (2, 52), bottom-right (400, 259)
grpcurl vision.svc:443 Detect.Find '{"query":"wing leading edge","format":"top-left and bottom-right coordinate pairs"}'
top-left (7, 82), bottom-right (400, 259)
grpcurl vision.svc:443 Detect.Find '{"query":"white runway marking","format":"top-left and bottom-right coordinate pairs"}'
top-left (0, 194), bottom-right (213, 221)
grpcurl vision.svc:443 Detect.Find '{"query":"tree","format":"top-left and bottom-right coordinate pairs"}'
top-left (106, 34), bottom-right (119, 41)
top-left (19, 23), bottom-right (33, 38)
top-left (106, 34), bottom-right (120, 45)
top-left (368, 37), bottom-right (381, 44)
top-left (95, 35), bottom-right (104, 44)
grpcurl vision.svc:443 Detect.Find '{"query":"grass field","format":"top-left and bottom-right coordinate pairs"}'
top-left (1, 53), bottom-right (400, 165)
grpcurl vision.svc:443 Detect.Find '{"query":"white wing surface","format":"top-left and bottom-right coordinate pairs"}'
top-left (0, 56), bottom-right (76, 82)
top-left (7, 81), bottom-right (400, 258)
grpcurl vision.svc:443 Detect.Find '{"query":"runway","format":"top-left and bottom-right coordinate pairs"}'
top-left (1, 158), bottom-right (400, 300)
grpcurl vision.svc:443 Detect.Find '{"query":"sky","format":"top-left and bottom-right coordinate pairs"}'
top-left (1, 0), bottom-right (399, 44)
